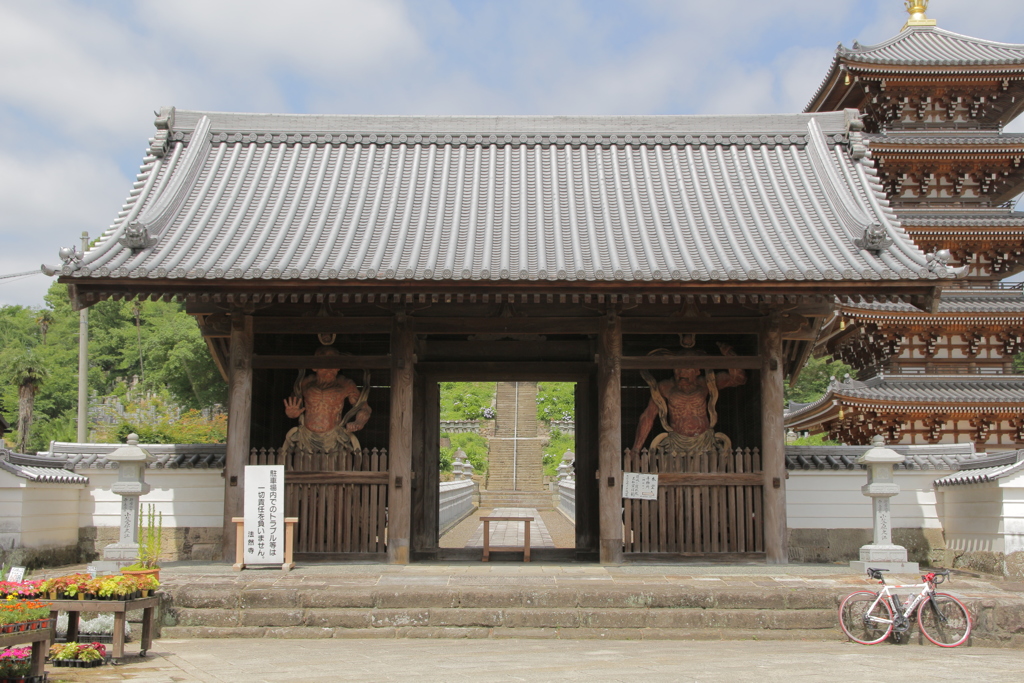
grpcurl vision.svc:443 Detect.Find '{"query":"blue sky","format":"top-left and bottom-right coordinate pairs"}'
top-left (2, 0), bottom-right (1022, 306)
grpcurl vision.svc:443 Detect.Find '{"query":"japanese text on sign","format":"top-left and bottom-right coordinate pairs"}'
top-left (622, 473), bottom-right (659, 500)
top-left (244, 465), bottom-right (284, 564)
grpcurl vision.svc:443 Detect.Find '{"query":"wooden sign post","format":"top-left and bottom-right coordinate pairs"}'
top-left (232, 465), bottom-right (297, 571)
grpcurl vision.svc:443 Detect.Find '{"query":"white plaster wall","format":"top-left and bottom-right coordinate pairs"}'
top-left (0, 470), bottom-right (84, 550)
top-left (787, 471), bottom-right (941, 530)
top-left (999, 471), bottom-right (1024, 554)
top-left (80, 469), bottom-right (224, 529)
top-left (937, 483), bottom-right (1004, 553)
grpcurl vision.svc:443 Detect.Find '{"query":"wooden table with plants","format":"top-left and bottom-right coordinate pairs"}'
top-left (37, 573), bottom-right (160, 662)
top-left (0, 587), bottom-right (57, 682)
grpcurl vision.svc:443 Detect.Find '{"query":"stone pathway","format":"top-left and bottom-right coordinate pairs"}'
top-left (466, 507), bottom-right (555, 548)
top-left (40, 639), bottom-right (1024, 682)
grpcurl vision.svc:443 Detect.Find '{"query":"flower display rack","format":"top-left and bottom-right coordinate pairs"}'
top-left (46, 597), bottom-right (157, 663)
top-left (0, 626), bottom-right (54, 681)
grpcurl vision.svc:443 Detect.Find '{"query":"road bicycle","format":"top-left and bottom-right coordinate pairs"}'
top-left (838, 567), bottom-right (972, 647)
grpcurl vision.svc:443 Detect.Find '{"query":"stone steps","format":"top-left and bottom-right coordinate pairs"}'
top-left (159, 584), bottom-right (845, 642)
top-left (156, 580), bottom-right (1024, 645)
top-left (478, 492), bottom-right (556, 508)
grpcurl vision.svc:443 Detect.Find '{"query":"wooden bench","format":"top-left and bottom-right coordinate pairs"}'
top-left (480, 516), bottom-right (534, 562)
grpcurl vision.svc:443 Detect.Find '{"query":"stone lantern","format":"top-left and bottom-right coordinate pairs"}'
top-left (850, 435), bottom-right (919, 574)
top-left (99, 433), bottom-right (155, 569)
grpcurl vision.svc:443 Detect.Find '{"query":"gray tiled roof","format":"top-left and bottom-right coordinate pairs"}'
top-left (0, 449), bottom-right (89, 485)
top-left (899, 212), bottom-right (1024, 228)
top-left (864, 133), bottom-right (1024, 148)
top-left (838, 27), bottom-right (1024, 66)
top-left (838, 374), bottom-right (1024, 403)
top-left (48, 109), bottom-right (947, 286)
top-left (37, 441), bottom-right (226, 470)
top-left (933, 450), bottom-right (1024, 485)
top-left (786, 443), bottom-right (981, 471)
top-left (785, 374), bottom-right (1024, 424)
top-left (842, 288), bottom-right (1024, 314)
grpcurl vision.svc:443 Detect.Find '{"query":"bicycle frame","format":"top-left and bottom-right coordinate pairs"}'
top-left (862, 580), bottom-right (932, 630)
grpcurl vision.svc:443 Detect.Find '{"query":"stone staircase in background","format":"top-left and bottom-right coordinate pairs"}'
top-left (478, 490), bottom-right (556, 509)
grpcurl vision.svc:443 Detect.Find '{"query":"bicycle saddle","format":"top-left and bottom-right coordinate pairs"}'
top-left (867, 568), bottom-right (889, 580)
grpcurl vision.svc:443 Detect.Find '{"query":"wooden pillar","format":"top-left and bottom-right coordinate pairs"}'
top-left (597, 313), bottom-right (623, 564)
top-left (222, 314), bottom-right (253, 561)
top-left (388, 314), bottom-right (415, 564)
top-left (760, 314), bottom-right (788, 564)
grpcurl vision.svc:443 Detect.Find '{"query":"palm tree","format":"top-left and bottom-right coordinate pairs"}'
top-left (0, 349), bottom-right (48, 453)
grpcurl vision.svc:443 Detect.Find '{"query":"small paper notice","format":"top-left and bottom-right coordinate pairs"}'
top-left (622, 473), bottom-right (659, 500)
top-left (5, 567), bottom-right (25, 583)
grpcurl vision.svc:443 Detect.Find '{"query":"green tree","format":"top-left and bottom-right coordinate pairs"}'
top-left (536, 382), bottom-right (574, 423)
top-left (785, 355), bottom-right (853, 406)
top-left (439, 382), bottom-right (496, 421)
top-left (0, 348), bottom-right (48, 452)
top-left (440, 432), bottom-right (489, 474)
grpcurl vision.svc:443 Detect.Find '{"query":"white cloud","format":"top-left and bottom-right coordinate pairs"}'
top-left (0, 151), bottom-right (130, 306)
top-left (1, 0), bottom-right (1022, 306)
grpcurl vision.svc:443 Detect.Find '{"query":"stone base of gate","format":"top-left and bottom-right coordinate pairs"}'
top-left (150, 563), bottom-right (1024, 648)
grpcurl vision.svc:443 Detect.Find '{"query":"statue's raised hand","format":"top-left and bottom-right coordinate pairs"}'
top-left (284, 396), bottom-right (304, 418)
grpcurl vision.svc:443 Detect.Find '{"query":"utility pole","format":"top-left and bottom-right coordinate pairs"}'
top-left (76, 231), bottom-right (89, 443)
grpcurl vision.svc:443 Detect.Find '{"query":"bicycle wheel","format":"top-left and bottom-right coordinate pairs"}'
top-left (839, 591), bottom-right (893, 644)
top-left (918, 593), bottom-right (972, 647)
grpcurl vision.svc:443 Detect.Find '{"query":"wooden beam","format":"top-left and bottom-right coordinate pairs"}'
top-left (619, 355), bottom-right (761, 370)
top-left (420, 340), bottom-right (592, 362)
top-left (657, 473), bottom-right (765, 486)
top-left (286, 471), bottom-right (389, 485)
top-left (414, 317), bottom-right (602, 334)
top-left (618, 317), bottom-right (764, 334)
top-left (252, 355), bottom-right (391, 370)
top-left (223, 315), bottom-right (253, 562)
top-left (388, 315), bottom-right (415, 564)
top-left (597, 313), bottom-right (624, 565)
top-left (760, 315), bottom-right (787, 565)
top-left (253, 317), bottom-right (393, 334)
top-left (416, 362), bottom-right (594, 380)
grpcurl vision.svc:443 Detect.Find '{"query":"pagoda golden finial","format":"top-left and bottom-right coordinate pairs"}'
top-left (902, 0), bottom-right (936, 31)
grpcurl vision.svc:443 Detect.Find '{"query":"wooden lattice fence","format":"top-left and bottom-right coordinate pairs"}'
top-left (622, 446), bottom-right (764, 554)
top-left (248, 446), bottom-right (389, 555)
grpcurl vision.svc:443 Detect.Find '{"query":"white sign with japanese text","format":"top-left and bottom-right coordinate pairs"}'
top-left (244, 465), bottom-right (284, 565)
top-left (622, 473), bottom-right (659, 500)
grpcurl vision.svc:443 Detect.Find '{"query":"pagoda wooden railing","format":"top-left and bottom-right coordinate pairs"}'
top-left (248, 446), bottom-right (388, 555)
top-left (622, 445), bottom-right (764, 555)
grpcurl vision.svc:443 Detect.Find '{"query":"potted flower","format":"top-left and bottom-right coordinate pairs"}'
top-left (49, 642), bottom-right (79, 667)
top-left (0, 646), bottom-right (32, 680)
top-left (122, 504), bottom-right (163, 582)
top-left (134, 573), bottom-right (159, 597)
top-left (76, 643), bottom-right (105, 668)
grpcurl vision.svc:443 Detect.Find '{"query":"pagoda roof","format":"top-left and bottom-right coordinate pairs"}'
top-left (836, 26), bottom-right (1024, 68)
top-left (839, 287), bottom-right (1024, 317)
top-left (785, 373), bottom-right (1024, 428)
top-left (864, 131), bottom-right (1024, 151)
top-left (46, 108), bottom-right (952, 293)
top-left (899, 211), bottom-right (1024, 229)
top-left (807, 26), bottom-right (1024, 124)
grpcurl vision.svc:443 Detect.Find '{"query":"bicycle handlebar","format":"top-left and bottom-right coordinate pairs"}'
top-left (923, 569), bottom-right (950, 585)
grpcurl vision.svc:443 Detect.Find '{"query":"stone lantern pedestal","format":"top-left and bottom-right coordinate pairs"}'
top-left (95, 433), bottom-right (154, 573)
top-left (850, 436), bottom-right (919, 574)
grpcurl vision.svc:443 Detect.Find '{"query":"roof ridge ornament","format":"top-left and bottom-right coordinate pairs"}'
top-left (118, 221), bottom-right (158, 252)
top-left (854, 222), bottom-right (894, 254)
top-left (902, 1), bottom-right (936, 31)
